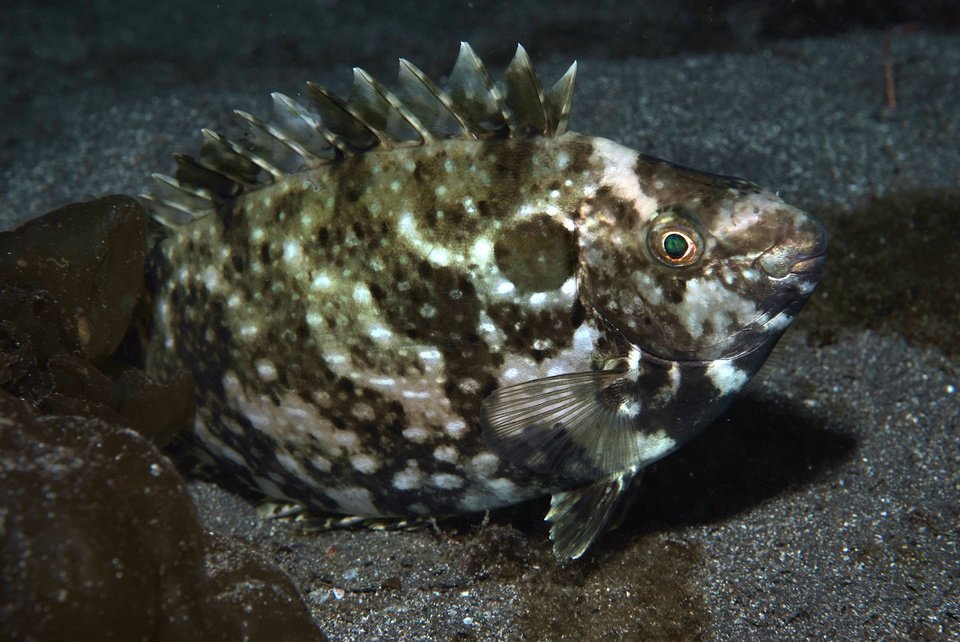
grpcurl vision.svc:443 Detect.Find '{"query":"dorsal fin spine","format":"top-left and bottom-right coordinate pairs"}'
top-left (397, 58), bottom-right (474, 139)
top-left (549, 61), bottom-right (578, 136)
top-left (306, 81), bottom-right (387, 151)
top-left (201, 129), bottom-right (283, 182)
top-left (503, 44), bottom-right (548, 135)
top-left (234, 109), bottom-right (323, 164)
top-left (355, 67), bottom-right (435, 144)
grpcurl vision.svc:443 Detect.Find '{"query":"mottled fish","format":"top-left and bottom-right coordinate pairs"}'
top-left (142, 43), bottom-right (826, 559)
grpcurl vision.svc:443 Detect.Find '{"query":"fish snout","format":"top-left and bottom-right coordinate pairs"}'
top-left (758, 212), bottom-right (827, 278)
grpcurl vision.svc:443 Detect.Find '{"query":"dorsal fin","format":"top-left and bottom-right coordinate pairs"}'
top-left (142, 43), bottom-right (578, 227)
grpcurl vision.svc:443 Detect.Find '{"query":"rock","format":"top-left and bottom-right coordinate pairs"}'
top-left (0, 195), bottom-right (193, 447)
top-left (0, 195), bottom-right (146, 364)
top-left (0, 390), bottom-right (224, 641)
top-left (202, 533), bottom-right (328, 642)
top-left (0, 390), bottom-right (325, 641)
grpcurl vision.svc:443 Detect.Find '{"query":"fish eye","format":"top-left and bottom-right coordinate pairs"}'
top-left (662, 232), bottom-right (690, 259)
top-left (648, 219), bottom-right (702, 267)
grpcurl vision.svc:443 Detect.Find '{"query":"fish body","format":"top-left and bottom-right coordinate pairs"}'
top-left (143, 44), bottom-right (826, 558)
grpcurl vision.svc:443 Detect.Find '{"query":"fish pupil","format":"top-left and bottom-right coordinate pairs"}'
top-left (663, 233), bottom-right (689, 259)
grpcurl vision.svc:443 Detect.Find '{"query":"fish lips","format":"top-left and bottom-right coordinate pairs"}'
top-left (789, 252), bottom-right (826, 276)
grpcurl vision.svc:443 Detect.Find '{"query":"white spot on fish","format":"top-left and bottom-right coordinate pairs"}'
top-left (445, 419), bottom-right (468, 439)
top-left (327, 486), bottom-right (379, 514)
top-left (202, 266), bottom-right (220, 291)
top-left (486, 477), bottom-right (520, 502)
top-left (367, 324), bottom-right (393, 341)
top-left (255, 359), bottom-right (278, 382)
top-left (433, 445), bottom-right (459, 464)
top-left (470, 452), bottom-right (499, 477)
top-left (706, 360), bottom-right (749, 396)
top-left (678, 277), bottom-right (757, 343)
top-left (418, 348), bottom-right (442, 361)
top-left (334, 430), bottom-right (359, 450)
top-left (626, 345), bottom-right (642, 381)
top-left (592, 138), bottom-right (659, 215)
top-left (402, 426), bottom-right (431, 443)
top-left (496, 280), bottom-right (515, 295)
top-left (619, 399), bottom-right (642, 418)
top-left (635, 430), bottom-right (675, 462)
top-left (429, 247), bottom-right (452, 266)
top-left (430, 473), bottom-right (464, 489)
top-left (392, 460), bottom-right (423, 490)
top-left (351, 402), bottom-right (375, 421)
top-left (471, 237), bottom-right (494, 263)
top-left (350, 454), bottom-right (381, 474)
top-left (353, 283), bottom-right (372, 304)
top-left (283, 240), bottom-right (302, 264)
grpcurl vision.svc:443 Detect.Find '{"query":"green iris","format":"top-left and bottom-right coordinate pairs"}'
top-left (663, 233), bottom-right (689, 259)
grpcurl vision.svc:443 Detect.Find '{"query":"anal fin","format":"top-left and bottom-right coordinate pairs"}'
top-left (546, 469), bottom-right (637, 560)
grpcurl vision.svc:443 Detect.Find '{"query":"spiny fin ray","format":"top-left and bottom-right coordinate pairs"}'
top-left (145, 42), bottom-right (578, 225)
top-left (504, 44), bottom-right (548, 135)
top-left (548, 61), bottom-right (577, 135)
top-left (397, 58), bottom-right (472, 139)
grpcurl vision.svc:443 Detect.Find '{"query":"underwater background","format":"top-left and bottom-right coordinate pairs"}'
top-left (2, 1), bottom-right (959, 639)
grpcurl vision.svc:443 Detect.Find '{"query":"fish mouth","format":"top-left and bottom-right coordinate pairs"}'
top-left (789, 252), bottom-right (826, 275)
top-left (758, 214), bottom-right (828, 278)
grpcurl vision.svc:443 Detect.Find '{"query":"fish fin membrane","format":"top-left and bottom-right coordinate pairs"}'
top-left (480, 369), bottom-right (650, 482)
top-left (144, 42), bottom-right (577, 227)
top-left (547, 469), bottom-right (636, 560)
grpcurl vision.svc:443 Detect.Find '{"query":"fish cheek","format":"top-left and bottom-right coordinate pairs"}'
top-left (494, 215), bottom-right (576, 292)
top-left (581, 244), bottom-right (697, 357)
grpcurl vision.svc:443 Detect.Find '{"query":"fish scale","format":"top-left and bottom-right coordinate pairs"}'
top-left (142, 42), bottom-right (826, 559)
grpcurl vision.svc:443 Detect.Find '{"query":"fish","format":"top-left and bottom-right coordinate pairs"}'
top-left (141, 43), bottom-right (826, 559)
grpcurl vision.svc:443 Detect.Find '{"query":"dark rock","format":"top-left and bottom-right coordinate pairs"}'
top-left (0, 390), bottom-right (325, 641)
top-left (0, 195), bottom-right (146, 364)
top-left (0, 196), bottom-right (193, 447)
top-left (202, 533), bottom-right (328, 642)
top-left (0, 390), bottom-right (223, 641)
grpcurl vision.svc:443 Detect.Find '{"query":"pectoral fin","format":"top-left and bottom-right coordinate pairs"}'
top-left (547, 469), bottom-right (637, 559)
top-left (479, 369), bottom-right (648, 482)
